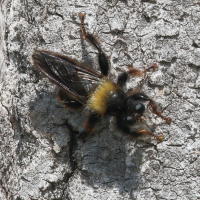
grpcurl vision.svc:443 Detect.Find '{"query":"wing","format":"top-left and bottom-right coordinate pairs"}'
top-left (32, 50), bottom-right (104, 105)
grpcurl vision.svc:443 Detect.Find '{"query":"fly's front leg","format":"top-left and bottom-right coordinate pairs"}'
top-left (149, 100), bottom-right (171, 124)
top-left (79, 13), bottom-right (109, 76)
top-left (116, 115), bottom-right (163, 141)
top-left (128, 93), bottom-right (171, 124)
top-left (117, 63), bottom-right (158, 87)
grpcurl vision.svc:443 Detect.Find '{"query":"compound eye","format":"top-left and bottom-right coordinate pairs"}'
top-left (135, 103), bottom-right (145, 115)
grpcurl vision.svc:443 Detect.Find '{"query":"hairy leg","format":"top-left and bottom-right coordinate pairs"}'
top-left (117, 63), bottom-right (158, 87)
top-left (79, 13), bottom-right (109, 76)
top-left (116, 115), bottom-right (163, 141)
top-left (79, 112), bottom-right (100, 142)
top-left (127, 93), bottom-right (171, 124)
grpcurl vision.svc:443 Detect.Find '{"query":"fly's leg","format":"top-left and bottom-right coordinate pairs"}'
top-left (79, 112), bottom-right (100, 142)
top-left (79, 13), bottom-right (109, 76)
top-left (149, 100), bottom-right (171, 124)
top-left (128, 93), bottom-right (171, 124)
top-left (117, 62), bottom-right (170, 124)
top-left (85, 112), bottom-right (100, 132)
top-left (116, 115), bottom-right (163, 141)
top-left (117, 63), bottom-right (158, 87)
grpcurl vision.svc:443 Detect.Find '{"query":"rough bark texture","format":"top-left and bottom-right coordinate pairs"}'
top-left (0, 0), bottom-right (200, 199)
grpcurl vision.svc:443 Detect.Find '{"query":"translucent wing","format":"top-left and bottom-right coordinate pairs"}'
top-left (32, 50), bottom-right (103, 105)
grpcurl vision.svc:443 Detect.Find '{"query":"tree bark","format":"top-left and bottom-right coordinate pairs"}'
top-left (0, 0), bottom-right (200, 199)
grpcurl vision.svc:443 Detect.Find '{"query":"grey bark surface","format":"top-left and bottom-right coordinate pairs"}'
top-left (0, 0), bottom-right (200, 199)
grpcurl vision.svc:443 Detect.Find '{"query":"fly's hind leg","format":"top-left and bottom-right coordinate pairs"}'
top-left (79, 13), bottom-right (109, 76)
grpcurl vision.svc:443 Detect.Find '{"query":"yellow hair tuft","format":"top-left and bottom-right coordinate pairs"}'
top-left (87, 78), bottom-right (119, 115)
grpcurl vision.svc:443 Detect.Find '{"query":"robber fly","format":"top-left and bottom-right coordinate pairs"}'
top-left (32, 13), bottom-right (171, 141)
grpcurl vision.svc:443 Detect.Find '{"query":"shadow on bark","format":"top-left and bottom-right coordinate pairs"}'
top-left (28, 90), bottom-right (145, 195)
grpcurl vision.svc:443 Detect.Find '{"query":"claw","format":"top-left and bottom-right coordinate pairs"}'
top-left (156, 134), bottom-right (164, 142)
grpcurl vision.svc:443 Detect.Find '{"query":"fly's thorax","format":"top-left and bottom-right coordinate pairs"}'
top-left (87, 78), bottom-right (119, 115)
top-left (106, 90), bottom-right (126, 114)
